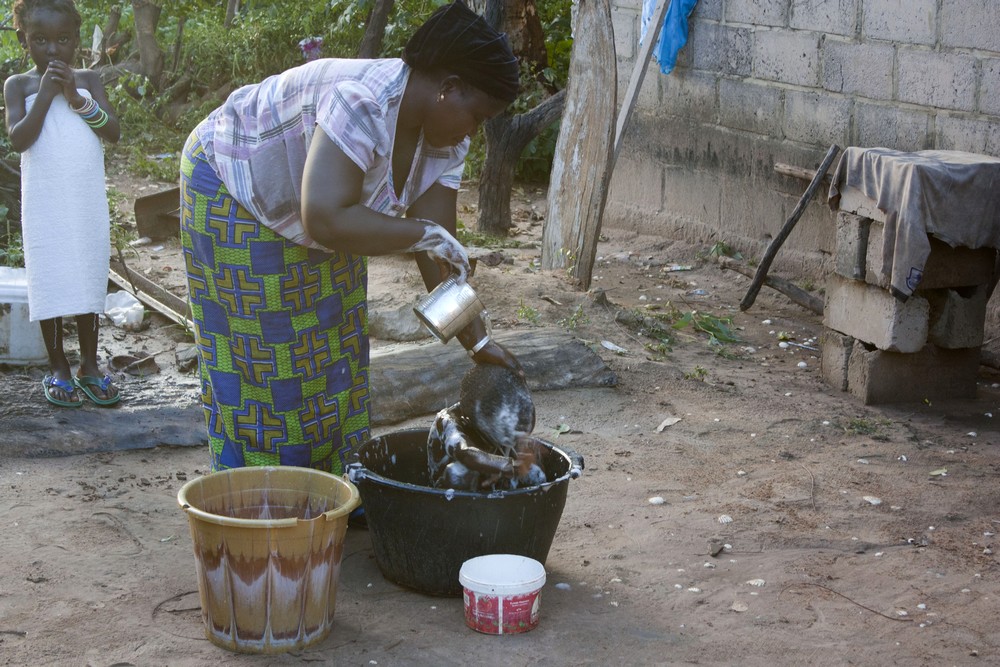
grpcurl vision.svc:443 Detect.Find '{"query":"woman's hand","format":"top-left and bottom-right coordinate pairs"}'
top-left (407, 220), bottom-right (471, 281)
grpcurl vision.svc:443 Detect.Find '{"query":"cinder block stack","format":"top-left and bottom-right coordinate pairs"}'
top-left (822, 187), bottom-right (996, 404)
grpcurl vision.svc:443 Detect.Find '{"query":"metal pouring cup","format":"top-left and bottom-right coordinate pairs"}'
top-left (413, 275), bottom-right (484, 343)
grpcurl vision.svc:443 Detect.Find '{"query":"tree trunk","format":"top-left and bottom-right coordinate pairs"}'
top-left (501, 0), bottom-right (547, 73)
top-left (479, 91), bottom-right (565, 235)
top-left (540, 0), bottom-right (616, 289)
top-left (224, 0), bottom-right (240, 29)
top-left (476, 0), bottom-right (564, 236)
top-left (358, 0), bottom-right (395, 58)
top-left (96, 5), bottom-right (121, 66)
top-left (132, 0), bottom-right (164, 90)
top-left (170, 15), bottom-right (186, 74)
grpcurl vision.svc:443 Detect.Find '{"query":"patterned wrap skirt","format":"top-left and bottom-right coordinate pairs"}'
top-left (180, 134), bottom-right (371, 473)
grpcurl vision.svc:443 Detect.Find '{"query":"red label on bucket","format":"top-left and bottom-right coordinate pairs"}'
top-left (463, 589), bottom-right (541, 635)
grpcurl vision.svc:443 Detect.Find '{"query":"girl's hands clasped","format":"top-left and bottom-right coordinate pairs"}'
top-left (39, 60), bottom-right (74, 100)
top-left (407, 219), bottom-right (471, 282)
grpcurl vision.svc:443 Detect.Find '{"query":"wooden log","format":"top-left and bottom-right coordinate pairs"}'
top-left (719, 257), bottom-right (824, 316)
top-left (540, 0), bottom-right (616, 290)
top-left (370, 327), bottom-right (616, 425)
top-left (739, 144), bottom-right (840, 312)
top-left (109, 257), bottom-right (193, 330)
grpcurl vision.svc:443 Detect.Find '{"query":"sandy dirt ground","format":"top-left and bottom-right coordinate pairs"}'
top-left (1, 181), bottom-right (999, 666)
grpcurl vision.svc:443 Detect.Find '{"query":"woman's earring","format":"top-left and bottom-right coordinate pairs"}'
top-left (438, 93), bottom-right (445, 102)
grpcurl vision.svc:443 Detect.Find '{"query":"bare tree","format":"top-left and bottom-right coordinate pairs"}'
top-left (477, 0), bottom-right (565, 236)
top-left (132, 0), bottom-right (165, 89)
top-left (224, 0), bottom-right (240, 29)
top-left (358, 0), bottom-right (395, 58)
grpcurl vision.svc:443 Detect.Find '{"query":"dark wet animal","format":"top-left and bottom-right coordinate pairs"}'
top-left (428, 364), bottom-right (545, 491)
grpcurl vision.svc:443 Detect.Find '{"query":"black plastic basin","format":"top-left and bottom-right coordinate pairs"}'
top-left (347, 428), bottom-right (583, 596)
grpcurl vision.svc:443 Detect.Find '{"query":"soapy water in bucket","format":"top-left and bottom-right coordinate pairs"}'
top-left (426, 364), bottom-right (544, 493)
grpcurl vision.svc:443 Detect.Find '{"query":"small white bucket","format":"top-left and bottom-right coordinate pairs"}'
top-left (459, 555), bottom-right (546, 635)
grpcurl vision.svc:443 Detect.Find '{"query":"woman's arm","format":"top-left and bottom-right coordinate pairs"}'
top-left (407, 178), bottom-right (523, 373)
top-left (301, 129), bottom-right (470, 276)
top-left (408, 182), bottom-right (458, 288)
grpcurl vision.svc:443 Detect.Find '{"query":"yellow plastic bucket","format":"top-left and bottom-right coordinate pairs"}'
top-left (177, 466), bottom-right (360, 654)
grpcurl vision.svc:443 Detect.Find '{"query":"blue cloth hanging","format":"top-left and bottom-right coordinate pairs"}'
top-left (640, 0), bottom-right (699, 75)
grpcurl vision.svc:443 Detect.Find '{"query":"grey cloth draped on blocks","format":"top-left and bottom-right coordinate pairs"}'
top-left (828, 147), bottom-right (1000, 300)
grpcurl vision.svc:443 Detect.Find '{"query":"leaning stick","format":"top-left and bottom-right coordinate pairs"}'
top-left (740, 144), bottom-right (840, 312)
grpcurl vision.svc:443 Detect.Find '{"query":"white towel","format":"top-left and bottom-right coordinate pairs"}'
top-left (21, 90), bottom-right (110, 321)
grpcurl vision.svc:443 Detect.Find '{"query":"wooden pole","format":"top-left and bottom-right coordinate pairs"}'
top-left (612, 0), bottom-right (671, 169)
top-left (540, 0), bottom-right (616, 290)
top-left (739, 144), bottom-right (841, 312)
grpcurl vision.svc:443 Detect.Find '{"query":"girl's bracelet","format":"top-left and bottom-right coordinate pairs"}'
top-left (85, 108), bottom-right (109, 129)
top-left (71, 97), bottom-right (98, 115)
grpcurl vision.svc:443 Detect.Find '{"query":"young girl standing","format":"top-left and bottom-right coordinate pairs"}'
top-left (4, 0), bottom-right (121, 407)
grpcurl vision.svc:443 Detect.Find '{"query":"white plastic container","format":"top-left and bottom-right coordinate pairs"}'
top-left (0, 267), bottom-right (46, 365)
top-left (459, 554), bottom-right (546, 635)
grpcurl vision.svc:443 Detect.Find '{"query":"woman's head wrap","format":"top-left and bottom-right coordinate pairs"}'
top-left (403, 1), bottom-right (520, 103)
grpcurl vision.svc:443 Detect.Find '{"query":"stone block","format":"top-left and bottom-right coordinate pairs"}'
top-left (980, 58), bottom-right (1000, 117)
top-left (820, 328), bottom-right (853, 392)
top-left (925, 285), bottom-right (989, 349)
top-left (821, 39), bottom-right (894, 100)
top-left (693, 0), bottom-right (722, 21)
top-left (936, 115), bottom-right (1000, 156)
top-left (685, 22), bottom-right (752, 77)
top-left (940, 0), bottom-right (1000, 52)
top-left (661, 70), bottom-right (718, 121)
top-left (846, 340), bottom-right (979, 404)
top-left (834, 212), bottom-right (871, 280)
top-left (866, 220), bottom-right (997, 291)
top-left (790, 0), bottom-right (859, 36)
top-left (836, 184), bottom-right (885, 222)
top-left (854, 102), bottom-right (934, 153)
top-left (725, 0), bottom-right (787, 27)
top-left (825, 273), bottom-right (929, 353)
top-left (862, 0), bottom-right (936, 45)
top-left (783, 90), bottom-right (851, 146)
top-left (898, 49), bottom-right (977, 113)
top-left (753, 29), bottom-right (820, 87)
top-left (612, 6), bottom-right (637, 61)
top-left (719, 79), bottom-right (783, 137)
top-left (608, 156), bottom-right (664, 213)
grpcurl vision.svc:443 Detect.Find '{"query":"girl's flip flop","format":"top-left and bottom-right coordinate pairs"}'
top-left (73, 374), bottom-right (121, 406)
top-left (42, 375), bottom-right (82, 408)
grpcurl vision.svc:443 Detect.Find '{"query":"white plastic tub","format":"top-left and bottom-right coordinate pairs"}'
top-left (0, 267), bottom-right (46, 365)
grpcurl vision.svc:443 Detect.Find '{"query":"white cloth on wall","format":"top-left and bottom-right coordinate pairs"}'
top-left (21, 91), bottom-right (110, 321)
top-left (828, 147), bottom-right (1000, 299)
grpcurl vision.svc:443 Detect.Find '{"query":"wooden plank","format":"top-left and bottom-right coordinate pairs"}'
top-left (108, 257), bottom-right (193, 330)
top-left (774, 162), bottom-right (824, 182)
top-left (613, 0), bottom-right (671, 167)
top-left (134, 186), bottom-right (180, 240)
top-left (541, 0), bottom-right (617, 290)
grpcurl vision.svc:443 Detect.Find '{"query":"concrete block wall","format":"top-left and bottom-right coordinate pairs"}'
top-left (606, 0), bottom-right (1000, 282)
